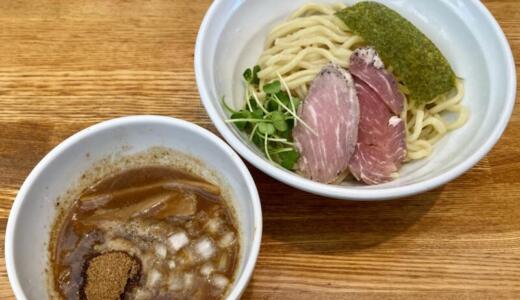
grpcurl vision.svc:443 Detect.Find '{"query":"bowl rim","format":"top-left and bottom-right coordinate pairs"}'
top-left (5, 115), bottom-right (263, 300)
top-left (195, 0), bottom-right (517, 200)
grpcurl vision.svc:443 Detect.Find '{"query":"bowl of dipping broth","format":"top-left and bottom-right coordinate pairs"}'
top-left (5, 116), bottom-right (262, 300)
top-left (195, 0), bottom-right (516, 200)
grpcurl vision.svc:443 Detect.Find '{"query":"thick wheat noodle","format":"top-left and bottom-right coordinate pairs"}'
top-left (404, 80), bottom-right (468, 160)
top-left (427, 133), bottom-right (445, 145)
top-left (332, 3), bottom-right (348, 10)
top-left (303, 53), bottom-right (324, 61)
top-left (406, 141), bottom-right (433, 160)
top-left (275, 25), bottom-right (351, 45)
top-left (266, 48), bottom-right (338, 65)
top-left (421, 126), bottom-right (434, 138)
top-left (284, 69), bottom-right (322, 81)
top-left (447, 104), bottom-right (461, 112)
top-left (260, 44), bottom-right (307, 58)
top-left (255, 73), bottom-right (318, 100)
top-left (259, 47), bottom-right (300, 64)
top-left (299, 58), bottom-right (329, 68)
top-left (264, 46), bottom-right (350, 67)
top-left (267, 20), bottom-right (345, 47)
top-left (406, 115), bottom-right (417, 130)
top-left (289, 3), bottom-right (338, 18)
top-left (258, 47), bottom-right (348, 79)
top-left (267, 17), bottom-right (348, 45)
top-left (446, 105), bottom-right (469, 130)
top-left (276, 36), bottom-right (344, 51)
top-left (407, 109), bottom-right (425, 141)
top-left (252, 3), bottom-right (469, 162)
top-left (258, 43), bottom-right (301, 56)
top-left (422, 116), bottom-right (448, 135)
top-left (407, 140), bottom-right (432, 151)
top-left (342, 35), bottom-right (364, 48)
top-left (286, 74), bottom-right (320, 90)
top-left (430, 80), bottom-right (464, 114)
top-left (266, 45), bottom-right (301, 56)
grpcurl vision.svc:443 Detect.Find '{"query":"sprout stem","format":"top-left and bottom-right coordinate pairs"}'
top-left (225, 119), bottom-right (272, 124)
top-left (264, 132), bottom-right (273, 162)
top-left (267, 138), bottom-right (294, 146)
top-left (270, 148), bottom-right (295, 154)
top-left (250, 87), bottom-right (270, 115)
top-left (276, 72), bottom-right (297, 125)
top-left (222, 96), bottom-right (237, 114)
top-left (272, 94), bottom-right (317, 136)
top-left (244, 85), bottom-right (253, 112)
top-left (249, 124), bottom-right (259, 141)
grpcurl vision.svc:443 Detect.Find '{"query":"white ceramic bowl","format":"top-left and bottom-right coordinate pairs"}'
top-left (195, 0), bottom-right (516, 200)
top-left (5, 116), bottom-right (262, 299)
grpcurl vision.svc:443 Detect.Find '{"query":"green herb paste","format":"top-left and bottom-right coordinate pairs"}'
top-left (336, 2), bottom-right (456, 105)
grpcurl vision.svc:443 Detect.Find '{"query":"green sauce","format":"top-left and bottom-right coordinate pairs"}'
top-left (336, 2), bottom-right (456, 105)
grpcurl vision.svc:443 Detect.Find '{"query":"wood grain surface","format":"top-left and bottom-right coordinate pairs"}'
top-left (1, 0), bottom-right (519, 299)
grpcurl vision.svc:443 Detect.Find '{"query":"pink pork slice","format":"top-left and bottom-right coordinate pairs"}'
top-left (348, 48), bottom-right (407, 185)
top-left (293, 64), bottom-right (360, 184)
top-left (349, 47), bottom-right (405, 115)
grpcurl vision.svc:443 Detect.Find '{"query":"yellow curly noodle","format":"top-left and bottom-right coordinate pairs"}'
top-left (253, 3), bottom-right (469, 162)
top-left (403, 79), bottom-right (469, 160)
top-left (255, 3), bottom-right (361, 99)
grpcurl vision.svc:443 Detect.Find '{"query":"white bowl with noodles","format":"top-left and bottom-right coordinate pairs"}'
top-left (5, 116), bottom-right (262, 299)
top-left (195, 0), bottom-right (516, 200)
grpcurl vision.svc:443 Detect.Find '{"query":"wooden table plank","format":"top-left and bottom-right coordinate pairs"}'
top-left (1, 1), bottom-right (519, 299)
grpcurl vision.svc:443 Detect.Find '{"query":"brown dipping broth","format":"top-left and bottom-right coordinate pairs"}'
top-left (52, 166), bottom-right (240, 300)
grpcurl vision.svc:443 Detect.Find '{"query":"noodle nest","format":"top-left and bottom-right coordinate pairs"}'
top-left (253, 3), bottom-right (469, 161)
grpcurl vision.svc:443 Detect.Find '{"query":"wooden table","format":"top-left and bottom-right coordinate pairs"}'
top-left (1, 0), bottom-right (519, 299)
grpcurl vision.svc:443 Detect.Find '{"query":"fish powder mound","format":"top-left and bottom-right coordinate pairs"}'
top-left (82, 251), bottom-right (141, 300)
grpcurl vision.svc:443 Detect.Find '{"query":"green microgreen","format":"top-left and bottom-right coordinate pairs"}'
top-left (278, 149), bottom-right (299, 170)
top-left (263, 80), bottom-right (281, 94)
top-left (243, 69), bottom-right (252, 83)
top-left (272, 92), bottom-right (317, 136)
top-left (243, 65), bottom-right (261, 85)
top-left (269, 111), bottom-right (288, 132)
top-left (258, 123), bottom-right (276, 135)
top-left (225, 66), bottom-right (309, 171)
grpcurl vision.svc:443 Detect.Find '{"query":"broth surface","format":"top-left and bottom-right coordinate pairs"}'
top-left (52, 166), bottom-right (239, 300)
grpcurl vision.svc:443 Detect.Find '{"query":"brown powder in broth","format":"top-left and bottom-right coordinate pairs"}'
top-left (51, 165), bottom-right (240, 300)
